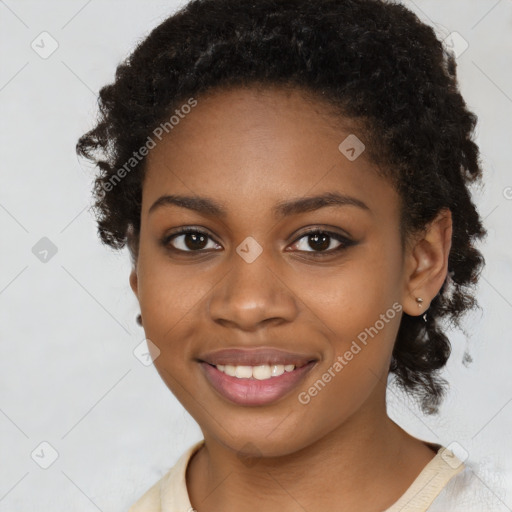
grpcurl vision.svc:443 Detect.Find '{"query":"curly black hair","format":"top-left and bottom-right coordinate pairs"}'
top-left (76, 0), bottom-right (487, 414)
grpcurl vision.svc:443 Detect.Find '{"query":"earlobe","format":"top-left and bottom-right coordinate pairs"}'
top-left (129, 267), bottom-right (139, 299)
top-left (402, 208), bottom-right (453, 316)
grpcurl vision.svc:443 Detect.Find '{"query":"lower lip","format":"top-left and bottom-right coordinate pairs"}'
top-left (200, 361), bottom-right (315, 406)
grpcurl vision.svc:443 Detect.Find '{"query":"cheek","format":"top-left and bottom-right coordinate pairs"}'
top-left (295, 295), bottom-right (401, 436)
top-left (136, 253), bottom-right (207, 402)
top-left (135, 250), bottom-right (209, 366)
top-left (296, 247), bottom-right (402, 340)
top-left (294, 248), bottom-right (403, 394)
top-left (137, 238), bottom-right (209, 318)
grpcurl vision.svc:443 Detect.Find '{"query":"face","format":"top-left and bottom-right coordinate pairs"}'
top-left (131, 86), bottom-right (412, 457)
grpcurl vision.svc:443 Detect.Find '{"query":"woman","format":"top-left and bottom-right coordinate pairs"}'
top-left (76, 0), bottom-right (495, 510)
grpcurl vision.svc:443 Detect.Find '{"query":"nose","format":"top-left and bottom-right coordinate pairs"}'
top-left (207, 247), bottom-right (299, 332)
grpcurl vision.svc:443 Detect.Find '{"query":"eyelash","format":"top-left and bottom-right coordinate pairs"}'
top-left (161, 227), bottom-right (355, 258)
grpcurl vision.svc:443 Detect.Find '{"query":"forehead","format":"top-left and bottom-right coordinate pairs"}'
top-left (142, 86), bottom-right (398, 221)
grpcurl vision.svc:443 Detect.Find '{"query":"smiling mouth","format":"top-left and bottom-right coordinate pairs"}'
top-left (199, 359), bottom-right (317, 406)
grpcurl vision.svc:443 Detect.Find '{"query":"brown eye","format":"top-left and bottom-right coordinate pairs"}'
top-left (289, 229), bottom-right (354, 255)
top-left (162, 228), bottom-right (221, 252)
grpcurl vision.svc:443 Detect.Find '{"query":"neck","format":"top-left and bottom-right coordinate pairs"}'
top-left (186, 391), bottom-right (437, 512)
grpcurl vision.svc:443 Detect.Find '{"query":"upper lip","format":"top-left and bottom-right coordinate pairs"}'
top-left (198, 347), bottom-right (318, 367)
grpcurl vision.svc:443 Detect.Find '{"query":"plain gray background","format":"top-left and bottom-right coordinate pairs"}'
top-left (0, 0), bottom-right (511, 510)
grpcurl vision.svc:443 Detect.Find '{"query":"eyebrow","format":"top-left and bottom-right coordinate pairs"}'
top-left (148, 192), bottom-right (370, 219)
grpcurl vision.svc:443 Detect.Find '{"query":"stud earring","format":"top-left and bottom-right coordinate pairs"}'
top-left (416, 297), bottom-right (428, 323)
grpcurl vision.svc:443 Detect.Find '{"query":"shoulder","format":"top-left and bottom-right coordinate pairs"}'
top-left (427, 455), bottom-right (509, 512)
top-left (128, 440), bottom-right (204, 512)
top-left (385, 443), bottom-right (507, 512)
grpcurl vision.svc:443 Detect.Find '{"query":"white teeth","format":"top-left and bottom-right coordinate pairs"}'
top-left (224, 365), bottom-right (236, 377)
top-left (215, 363), bottom-right (297, 379)
top-left (271, 364), bottom-right (285, 377)
top-left (253, 365), bottom-right (272, 380)
top-left (234, 365), bottom-right (253, 378)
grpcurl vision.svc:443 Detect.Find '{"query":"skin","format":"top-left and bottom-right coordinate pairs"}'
top-left (129, 86), bottom-right (453, 512)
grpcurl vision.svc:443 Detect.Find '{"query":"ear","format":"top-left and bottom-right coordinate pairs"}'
top-left (129, 266), bottom-right (139, 300)
top-left (401, 208), bottom-right (452, 317)
top-left (127, 226), bottom-right (140, 299)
